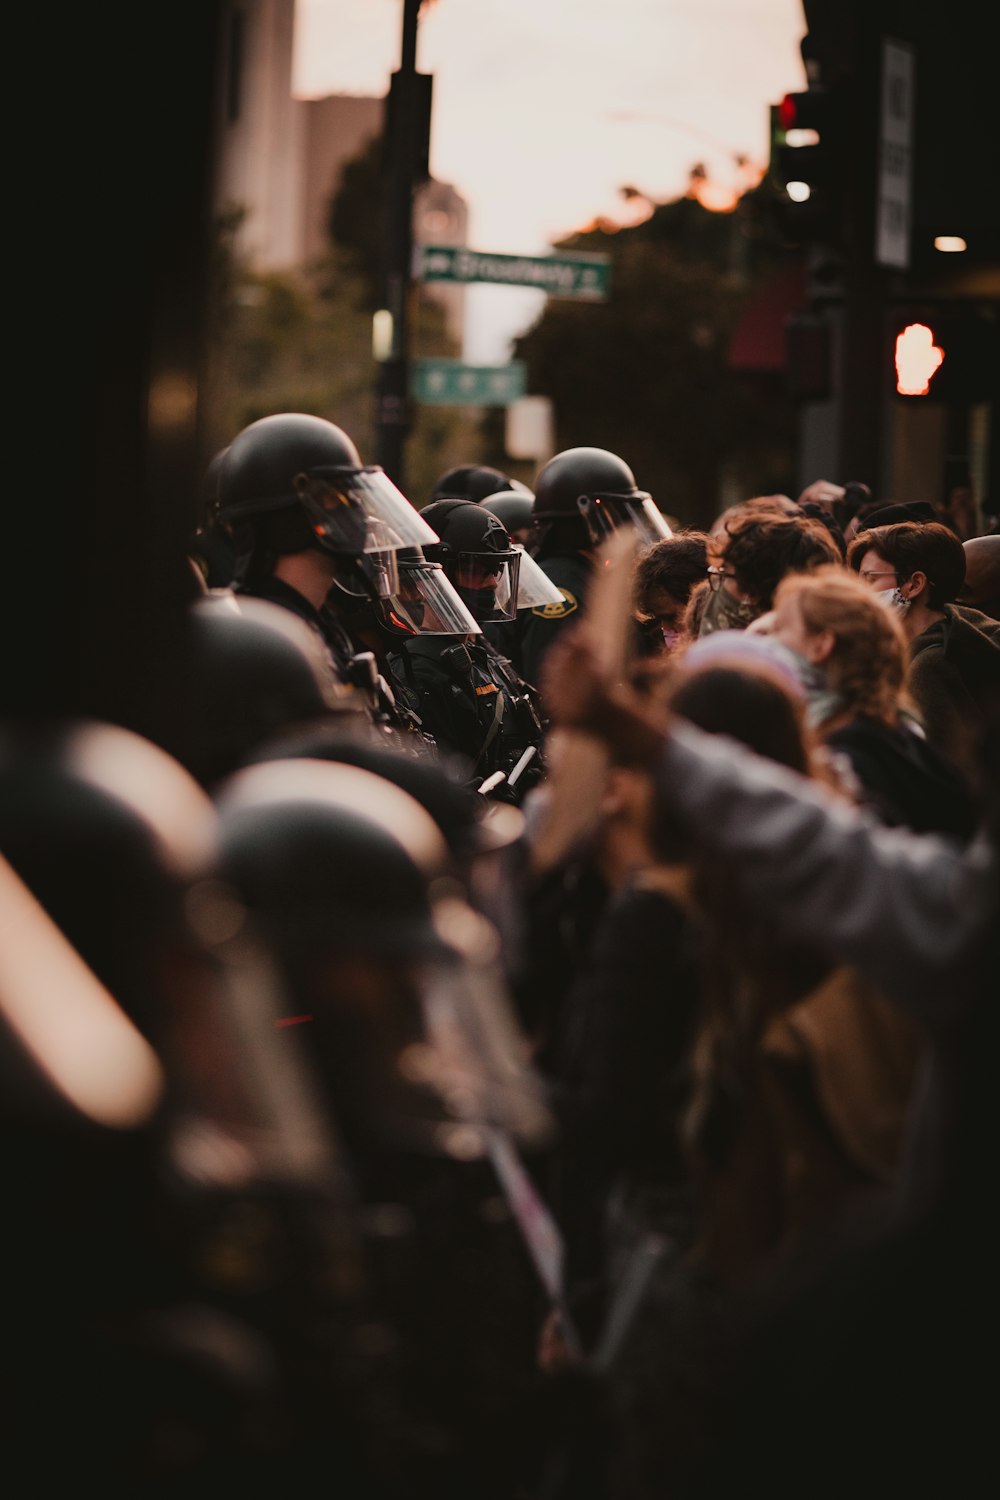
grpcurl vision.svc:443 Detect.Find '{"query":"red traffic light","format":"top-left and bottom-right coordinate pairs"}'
top-left (779, 93), bottom-right (800, 131)
top-left (778, 88), bottom-right (833, 136)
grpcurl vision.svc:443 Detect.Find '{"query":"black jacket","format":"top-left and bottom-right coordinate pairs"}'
top-left (387, 635), bottom-right (545, 799)
top-left (824, 715), bottom-right (978, 842)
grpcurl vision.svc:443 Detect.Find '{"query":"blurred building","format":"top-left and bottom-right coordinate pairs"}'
top-left (212, 0), bottom-right (467, 344)
top-left (213, 0), bottom-right (305, 268)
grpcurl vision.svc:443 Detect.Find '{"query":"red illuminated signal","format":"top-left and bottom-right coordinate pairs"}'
top-left (895, 324), bottom-right (945, 396)
top-left (770, 85), bottom-right (845, 245)
top-left (779, 93), bottom-right (799, 131)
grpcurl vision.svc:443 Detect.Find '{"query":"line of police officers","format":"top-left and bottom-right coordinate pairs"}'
top-left (195, 411), bottom-right (671, 807)
top-left (2, 410), bottom-right (673, 1495)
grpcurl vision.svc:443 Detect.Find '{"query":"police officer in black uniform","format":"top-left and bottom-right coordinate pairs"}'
top-left (519, 445), bottom-right (672, 692)
top-left (388, 501), bottom-right (547, 804)
top-left (212, 757), bottom-right (555, 1499)
top-left (428, 461), bottom-right (522, 505)
top-left (213, 412), bottom-right (441, 753)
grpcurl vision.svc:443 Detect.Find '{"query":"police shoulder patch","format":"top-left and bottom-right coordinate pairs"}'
top-left (531, 589), bottom-right (578, 620)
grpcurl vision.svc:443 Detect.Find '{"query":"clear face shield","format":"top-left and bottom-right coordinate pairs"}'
top-left (377, 555), bottom-right (482, 638)
top-left (449, 549), bottom-right (522, 623)
top-left (577, 491), bottom-right (673, 551)
top-left (294, 466), bottom-right (439, 563)
top-left (161, 878), bottom-right (355, 1208)
top-left (396, 895), bottom-right (554, 1159)
top-left (239, 903), bottom-right (552, 1163)
top-left (511, 546), bottom-right (565, 611)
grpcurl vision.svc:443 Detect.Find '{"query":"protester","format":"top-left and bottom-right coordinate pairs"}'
top-left (537, 618), bottom-right (997, 1493)
top-left (847, 520), bottom-right (1000, 794)
top-left (959, 532), bottom-right (1000, 618)
top-left (763, 564), bottom-right (980, 839)
top-left (632, 531), bottom-right (711, 656)
top-left (687, 509), bottom-right (842, 637)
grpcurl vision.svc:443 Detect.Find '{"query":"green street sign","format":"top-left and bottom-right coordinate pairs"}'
top-left (412, 358), bottom-right (527, 406)
top-left (416, 244), bottom-right (610, 300)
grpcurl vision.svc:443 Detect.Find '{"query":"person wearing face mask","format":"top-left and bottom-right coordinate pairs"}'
top-left (847, 522), bottom-right (1000, 798)
top-left (688, 511), bottom-right (842, 638)
top-left (633, 531), bottom-right (711, 657)
top-left (762, 565), bottom-right (979, 842)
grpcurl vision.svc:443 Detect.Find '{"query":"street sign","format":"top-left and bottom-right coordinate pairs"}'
top-left (875, 38), bottom-right (914, 270)
top-left (416, 244), bottom-right (610, 300)
top-left (412, 358), bottom-right (527, 406)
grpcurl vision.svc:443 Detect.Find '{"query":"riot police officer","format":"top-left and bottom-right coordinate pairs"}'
top-left (213, 412), bottom-right (440, 750)
top-left (481, 488), bottom-right (537, 548)
top-left (519, 445), bottom-right (672, 691)
top-left (479, 489), bottom-right (569, 674)
top-left (0, 718), bottom-right (356, 1486)
top-left (428, 461), bottom-right (523, 505)
top-left (212, 757), bottom-right (555, 1497)
top-left (392, 501), bottom-right (548, 803)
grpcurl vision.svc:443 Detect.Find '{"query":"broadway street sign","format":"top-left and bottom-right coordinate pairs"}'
top-left (412, 358), bottom-right (527, 406)
top-left (416, 244), bottom-right (610, 300)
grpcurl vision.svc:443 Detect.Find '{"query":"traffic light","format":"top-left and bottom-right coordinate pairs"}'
top-left (770, 86), bottom-right (846, 246)
top-left (891, 308), bottom-right (998, 404)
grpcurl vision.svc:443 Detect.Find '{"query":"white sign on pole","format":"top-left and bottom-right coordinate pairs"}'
top-left (505, 395), bottom-right (554, 462)
top-left (876, 39), bottom-right (914, 270)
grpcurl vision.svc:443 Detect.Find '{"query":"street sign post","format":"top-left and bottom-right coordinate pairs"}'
top-left (875, 38), bottom-right (914, 270)
top-left (416, 244), bottom-right (610, 300)
top-left (412, 358), bottom-right (527, 406)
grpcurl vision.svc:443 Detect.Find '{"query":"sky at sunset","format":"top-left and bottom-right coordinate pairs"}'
top-left (294, 0), bottom-right (808, 360)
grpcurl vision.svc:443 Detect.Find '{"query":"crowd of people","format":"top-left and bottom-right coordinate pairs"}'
top-left (3, 410), bottom-right (998, 1496)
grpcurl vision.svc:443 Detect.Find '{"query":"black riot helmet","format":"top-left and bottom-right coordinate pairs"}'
top-left (531, 445), bottom-right (671, 551)
top-left (213, 759), bottom-right (551, 1158)
top-left (215, 412), bottom-right (437, 592)
top-left (375, 546), bottom-right (483, 639)
top-left (0, 718), bottom-right (352, 1295)
top-left (429, 463), bottom-right (516, 504)
top-left (481, 489), bottom-right (535, 545)
top-left (180, 595), bottom-right (370, 788)
top-left (0, 719), bottom-right (217, 1063)
top-left (0, 718), bottom-right (221, 1174)
top-left (419, 500), bottom-right (522, 623)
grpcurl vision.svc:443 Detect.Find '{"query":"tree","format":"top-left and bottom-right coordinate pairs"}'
top-left (514, 180), bottom-right (803, 528)
top-left (202, 129), bottom-right (485, 507)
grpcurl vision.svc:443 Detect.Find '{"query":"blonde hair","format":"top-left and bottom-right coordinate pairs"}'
top-left (774, 564), bottom-right (909, 727)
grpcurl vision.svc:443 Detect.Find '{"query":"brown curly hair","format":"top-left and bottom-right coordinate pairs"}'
top-left (634, 531), bottom-right (711, 616)
top-left (722, 513), bottom-right (843, 610)
top-left (774, 564), bottom-right (909, 726)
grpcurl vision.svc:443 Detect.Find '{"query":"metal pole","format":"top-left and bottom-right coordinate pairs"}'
top-left (374, 0), bottom-right (424, 491)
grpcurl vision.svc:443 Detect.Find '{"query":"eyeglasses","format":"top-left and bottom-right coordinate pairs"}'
top-left (706, 566), bottom-right (737, 592)
top-left (858, 569), bottom-right (898, 587)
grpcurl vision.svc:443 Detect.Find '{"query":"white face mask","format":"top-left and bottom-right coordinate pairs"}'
top-left (878, 585), bottom-right (911, 616)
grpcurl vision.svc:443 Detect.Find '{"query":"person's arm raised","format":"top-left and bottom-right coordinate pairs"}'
top-left (538, 625), bottom-right (670, 770)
